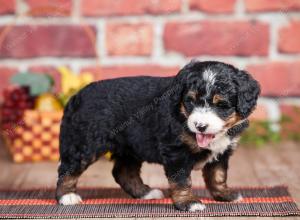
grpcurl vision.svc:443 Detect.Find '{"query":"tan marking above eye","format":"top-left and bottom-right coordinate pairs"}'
top-left (213, 94), bottom-right (224, 104)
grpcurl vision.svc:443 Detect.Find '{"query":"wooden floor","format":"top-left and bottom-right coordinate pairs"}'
top-left (0, 140), bottom-right (300, 220)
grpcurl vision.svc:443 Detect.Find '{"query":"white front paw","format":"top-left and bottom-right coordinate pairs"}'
top-left (59, 193), bottom-right (82, 205)
top-left (189, 203), bottom-right (206, 212)
top-left (141, 189), bottom-right (164, 199)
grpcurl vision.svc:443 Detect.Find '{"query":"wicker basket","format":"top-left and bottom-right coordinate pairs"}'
top-left (3, 110), bottom-right (62, 163)
top-left (0, 6), bottom-right (99, 163)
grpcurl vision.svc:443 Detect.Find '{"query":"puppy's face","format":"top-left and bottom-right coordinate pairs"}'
top-left (178, 61), bottom-right (260, 149)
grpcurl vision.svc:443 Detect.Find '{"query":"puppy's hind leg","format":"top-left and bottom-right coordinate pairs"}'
top-left (112, 156), bottom-right (164, 199)
top-left (56, 173), bottom-right (82, 205)
top-left (56, 159), bottom-right (89, 205)
top-left (56, 144), bottom-right (98, 205)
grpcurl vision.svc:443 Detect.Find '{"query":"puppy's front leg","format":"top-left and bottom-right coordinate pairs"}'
top-left (165, 167), bottom-right (205, 212)
top-left (202, 151), bottom-right (242, 202)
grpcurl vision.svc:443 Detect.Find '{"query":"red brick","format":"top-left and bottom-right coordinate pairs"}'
top-left (0, 67), bottom-right (18, 101)
top-left (164, 21), bottom-right (269, 56)
top-left (28, 66), bottom-right (61, 93)
top-left (25, 0), bottom-right (72, 16)
top-left (247, 61), bottom-right (300, 96)
top-left (278, 20), bottom-right (300, 54)
top-left (0, 25), bottom-right (96, 58)
top-left (280, 105), bottom-right (300, 137)
top-left (106, 23), bottom-right (153, 56)
top-left (82, 65), bottom-right (180, 80)
top-left (249, 104), bottom-right (268, 121)
top-left (0, 0), bottom-right (15, 14)
top-left (281, 105), bottom-right (300, 118)
top-left (189, 0), bottom-right (236, 13)
top-left (245, 0), bottom-right (300, 12)
top-left (81, 0), bottom-right (182, 16)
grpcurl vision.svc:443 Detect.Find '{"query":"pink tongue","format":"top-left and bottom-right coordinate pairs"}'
top-left (196, 134), bottom-right (215, 148)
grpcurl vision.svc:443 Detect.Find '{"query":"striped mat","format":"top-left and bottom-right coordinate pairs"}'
top-left (0, 186), bottom-right (299, 218)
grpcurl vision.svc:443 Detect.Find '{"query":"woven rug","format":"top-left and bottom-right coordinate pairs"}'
top-left (0, 186), bottom-right (299, 218)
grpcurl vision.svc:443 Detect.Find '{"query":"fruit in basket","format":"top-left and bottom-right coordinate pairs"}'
top-left (1, 86), bottom-right (34, 136)
top-left (58, 67), bottom-right (94, 106)
top-left (59, 88), bottom-right (77, 107)
top-left (34, 93), bottom-right (63, 112)
top-left (11, 72), bottom-right (54, 96)
top-left (59, 66), bottom-right (94, 94)
top-left (1, 72), bottom-right (63, 163)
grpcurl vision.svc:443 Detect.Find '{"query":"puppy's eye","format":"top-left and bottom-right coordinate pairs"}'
top-left (185, 96), bottom-right (195, 105)
top-left (213, 94), bottom-right (230, 108)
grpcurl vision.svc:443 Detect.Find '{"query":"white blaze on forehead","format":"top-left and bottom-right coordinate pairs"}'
top-left (203, 69), bottom-right (216, 88)
top-left (187, 107), bottom-right (225, 134)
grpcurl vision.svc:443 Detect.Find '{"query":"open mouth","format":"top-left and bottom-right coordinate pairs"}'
top-left (196, 133), bottom-right (215, 148)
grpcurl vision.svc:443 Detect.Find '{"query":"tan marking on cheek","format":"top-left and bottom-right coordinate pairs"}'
top-left (225, 113), bottom-right (241, 128)
top-left (213, 94), bottom-right (224, 104)
top-left (180, 102), bottom-right (188, 118)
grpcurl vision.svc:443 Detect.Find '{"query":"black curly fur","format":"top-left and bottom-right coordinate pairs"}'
top-left (56, 60), bottom-right (260, 210)
top-left (227, 120), bottom-right (249, 138)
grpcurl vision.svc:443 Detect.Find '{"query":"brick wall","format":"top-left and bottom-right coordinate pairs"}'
top-left (0, 0), bottom-right (300, 125)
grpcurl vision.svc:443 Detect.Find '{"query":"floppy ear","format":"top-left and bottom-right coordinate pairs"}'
top-left (169, 70), bottom-right (186, 107)
top-left (235, 70), bottom-right (261, 119)
top-left (171, 60), bottom-right (199, 96)
top-left (166, 64), bottom-right (192, 117)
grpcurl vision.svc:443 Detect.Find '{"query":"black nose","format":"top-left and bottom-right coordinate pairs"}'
top-left (195, 123), bottom-right (208, 132)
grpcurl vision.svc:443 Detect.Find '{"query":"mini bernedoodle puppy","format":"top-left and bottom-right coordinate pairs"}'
top-left (56, 60), bottom-right (260, 212)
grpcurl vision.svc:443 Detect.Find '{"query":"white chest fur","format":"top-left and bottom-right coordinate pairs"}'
top-left (193, 133), bottom-right (239, 170)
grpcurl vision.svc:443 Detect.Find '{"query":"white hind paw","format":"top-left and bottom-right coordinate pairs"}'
top-left (59, 193), bottom-right (82, 205)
